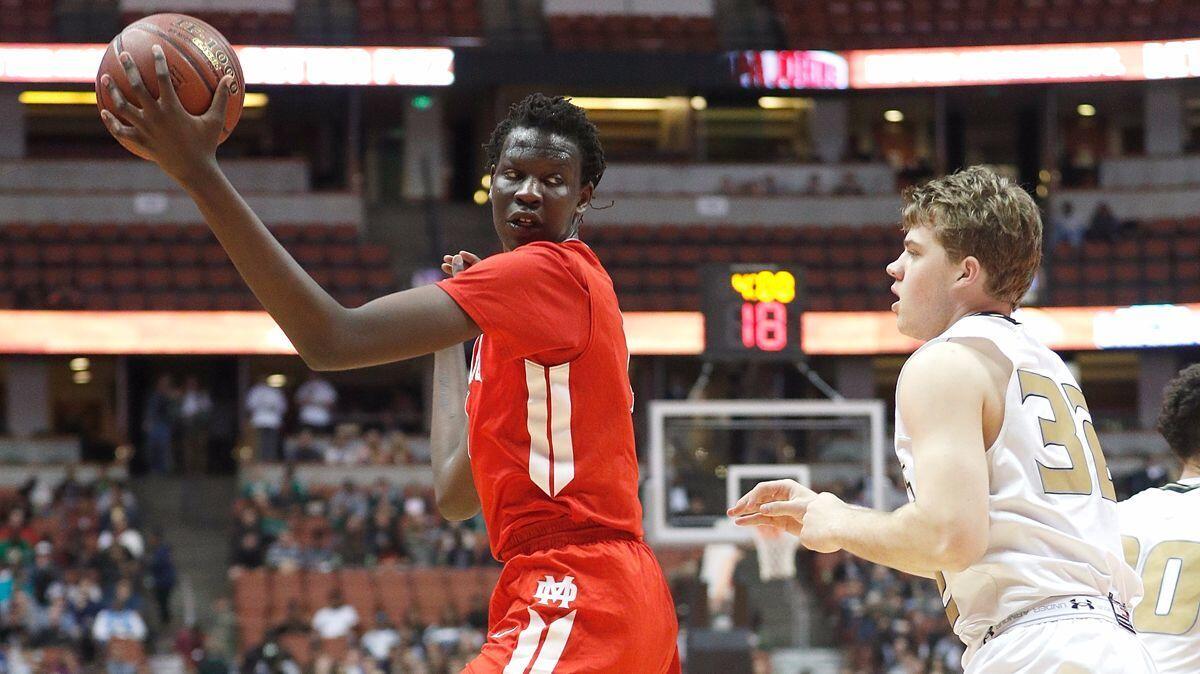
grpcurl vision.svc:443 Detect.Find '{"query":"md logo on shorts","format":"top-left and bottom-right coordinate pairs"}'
top-left (533, 574), bottom-right (578, 609)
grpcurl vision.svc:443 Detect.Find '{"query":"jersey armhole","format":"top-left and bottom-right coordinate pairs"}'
top-left (946, 336), bottom-right (1013, 455)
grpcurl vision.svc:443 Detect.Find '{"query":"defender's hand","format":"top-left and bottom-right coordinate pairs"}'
top-left (441, 251), bottom-right (481, 277)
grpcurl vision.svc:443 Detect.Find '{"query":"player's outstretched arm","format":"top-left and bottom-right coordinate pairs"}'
top-left (429, 253), bottom-right (481, 521)
top-left (800, 342), bottom-right (991, 575)
top-left (99, 46), bottom-right (480, 371)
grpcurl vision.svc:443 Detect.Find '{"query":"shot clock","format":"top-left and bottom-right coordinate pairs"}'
top-left (702, 264), bottom-right (804, 359)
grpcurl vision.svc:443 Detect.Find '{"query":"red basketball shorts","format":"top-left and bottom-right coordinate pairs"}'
top-left (463, 536), bottom-right (680, 674)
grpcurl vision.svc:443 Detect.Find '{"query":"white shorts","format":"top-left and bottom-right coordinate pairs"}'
top-left (965, 617), bottom-right (1158, 674)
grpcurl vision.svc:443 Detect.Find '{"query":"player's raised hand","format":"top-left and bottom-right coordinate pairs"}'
top-left (99, 45), bottom-right (235, 184)
top-left (441, 251), bottom-right (481, 277)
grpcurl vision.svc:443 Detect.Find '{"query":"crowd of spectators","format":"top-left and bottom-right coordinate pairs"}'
top-left (232, 468), bottom-right (492, 574)
top-left (0, 469), bottom-right (174, 674)
top-left (245, 374), bottom-right (428, 468)
top-left (239, 596), bottom-right (487, 674)
top-left (227, 467), bottom-right (495, 672)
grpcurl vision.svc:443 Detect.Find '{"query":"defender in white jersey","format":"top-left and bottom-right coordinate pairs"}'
top-left (1119, 364), bottom-right (1200, 674)
top-left (730, 166), bottom-right (1154, 673)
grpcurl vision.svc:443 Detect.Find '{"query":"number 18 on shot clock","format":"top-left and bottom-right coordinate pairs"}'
top-left (702, 264), bottom-right (804, 359)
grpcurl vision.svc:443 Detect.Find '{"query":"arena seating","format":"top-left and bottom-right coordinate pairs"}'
top-left (0, 0), bottom-right (55, 41)
top-left (233, 567), bottom-right (499, 650)
top-left (546, 14), bottom-right (719, 52)
top-left (116, 10), bottom-right (296, 45)
top-left (588, 224), bottom-right (901, 312)
top-left (586, 218), bottom-right (1200, 312)
top-left (0, 223), bottom-right (396, 311)
top-left (1046, 218), bottom-right (1200, 306)
top-left (356, 0), bottom-right (483, 42)
top-left (772, 0), bottom-right (1200, 51)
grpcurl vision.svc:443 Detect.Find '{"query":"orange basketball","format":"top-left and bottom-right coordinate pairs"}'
top-left (95, 13), bottom-right (245, 160)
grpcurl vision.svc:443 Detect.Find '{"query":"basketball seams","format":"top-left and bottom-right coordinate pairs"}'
top-left (127, 24), bottom-right (217, 95)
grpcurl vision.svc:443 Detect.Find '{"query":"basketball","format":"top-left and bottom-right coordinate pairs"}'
top-left (95, 13), bottom-right (245, 160)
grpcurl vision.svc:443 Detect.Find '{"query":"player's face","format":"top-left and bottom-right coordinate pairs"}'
top-left (490, 127), bottom-right (593, 252)
top-left (886, 225), bottom-right (961, 340)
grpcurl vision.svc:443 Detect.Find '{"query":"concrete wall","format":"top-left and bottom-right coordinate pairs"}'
top-left (597, 162), bottom-right (896, 196)
top-left (0, 191), bottom-right (362, 225)
top-left (0, 159), bottom-right (309, 193)
top-left (586, 194), bottom-right (903, 226)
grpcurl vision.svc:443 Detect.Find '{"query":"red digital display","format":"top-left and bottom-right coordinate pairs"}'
top-left (703, 265), bottom-right (804, 360)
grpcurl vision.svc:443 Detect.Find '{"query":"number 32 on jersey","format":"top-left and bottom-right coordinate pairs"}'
top-left (1019, 369), bottom-right (1117, 501)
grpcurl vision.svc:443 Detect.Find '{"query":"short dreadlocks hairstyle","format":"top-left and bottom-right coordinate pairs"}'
top-left (485, 93), bottom-right (606, 189)
top-left (1157, 363), bottom-right (1200, 466)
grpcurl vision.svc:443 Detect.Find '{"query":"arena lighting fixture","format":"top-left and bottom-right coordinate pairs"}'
top-left (883, 109), bottom-right (904, 122)
top-left (266, 374), bottom-right (287, 388)
top-left (68, 357), bottom-right (89, 371)
top-left (566, 97), bottom-right (689, 111)
top-left (757, 96), bottom-right (812, 110)
top-left (472, 189), bottom-right (489, 205)
top-left (72, 370), bottom-right (91, 385)
top-left (1077, 103), bottom-right (1097, 117)
top-left (690, 96), bottom-right (707, 111)
top-left (19, 90), bottom-right (269, 107)
top-left (480, 174), bottom-right (491, 189)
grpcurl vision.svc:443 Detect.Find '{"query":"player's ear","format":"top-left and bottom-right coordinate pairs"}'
top-left (576, 182), bottom-right (594, 214)
top-left (957, 255), bottom-right (983, 287)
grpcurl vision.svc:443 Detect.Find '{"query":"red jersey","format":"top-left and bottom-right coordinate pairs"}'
top-left (437, 240), bottom-right (643, 561)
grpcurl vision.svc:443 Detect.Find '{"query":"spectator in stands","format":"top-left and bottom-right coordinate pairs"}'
top-left (367, 505), bottom-right (406, 563)
top-left (246, 377), bottom-right (287, 462)
top-left (231, 531), bottom-right (266, 572)
top-left (330, 481), bottom-right (369, 521)
top-left (146, 529), bottom-right (176, 626)
top-left (310, 589), bottom-right (358, 641)
top-left (28, 594), bottom-right (81, 648)
top-left (284, 428), bottom-right (328, 463)
top-left (97, 509), bottom-right (143, 560)
top-left (30, 542), bottom-right (59, 606)
top-left (336, 513), bottom-right (369, 566)
top-left (91, 580), bottom-right (146, 674)
top-left (265, 530), bottom-right (304, 573)
top-left (360, 613), bottom-right (400, 668)
top-left (833, 170), bottom-right (866, 195)
top-left (272, 599), bottom-right (309, 638)
top-left (295, 373), bottom-right (338, 435)
top-left (0, 510), bottom-right (37, 548)
top-left (361, 429), bottom-right (393, 465)
top-left (96, 482), bottom-right (138, 527)
top-left (179, 376), bottom-right (213, 474)
top-left (324, 424), bottom-right (368, 465)
top-left (142, 374), bottom-right (180, 475)
top-left (1050, 201), bottom-right (1087, 248)
top-left (1086, 201), bottom-right (1135, 241)
top-left (208, 597), bottom-right (238, 665)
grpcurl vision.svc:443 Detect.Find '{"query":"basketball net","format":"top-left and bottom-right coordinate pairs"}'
top-left (752, 525), bottom-right (799, 581)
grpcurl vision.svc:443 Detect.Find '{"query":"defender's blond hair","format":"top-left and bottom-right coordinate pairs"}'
top-left (901, 166), bottom-right (1042, 308)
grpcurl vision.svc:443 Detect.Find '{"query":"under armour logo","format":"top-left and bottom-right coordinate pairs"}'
top-left (533, 574), bottom-right (578, 609)
top-left (1070, 599), bottom-right (1095, 610)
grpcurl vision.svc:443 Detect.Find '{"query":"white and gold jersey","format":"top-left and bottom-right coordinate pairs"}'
top-left (1119, 478), bottom-right (1200, 674)
top-left (894, 313), bottom-right (1141, 647)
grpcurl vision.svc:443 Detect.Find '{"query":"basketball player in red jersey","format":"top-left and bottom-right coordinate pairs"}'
top-left (98, 58), bottom-right (679, 672)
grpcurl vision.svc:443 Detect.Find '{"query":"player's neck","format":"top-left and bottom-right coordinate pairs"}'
top-left (947, 301), bottom-right (1012, 330)
top-left (1180, 462), bottom-right (1200, 481)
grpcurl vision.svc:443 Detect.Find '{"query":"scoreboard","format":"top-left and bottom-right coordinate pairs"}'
top-left (701, 264), bottom-right (804, 360)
